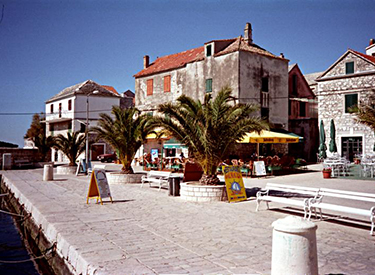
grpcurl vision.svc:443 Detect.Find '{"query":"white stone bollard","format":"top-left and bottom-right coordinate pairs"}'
top-left (43, 164), bottom-right (54, 181)
top-left (271, 215), bottom-right (318, 275)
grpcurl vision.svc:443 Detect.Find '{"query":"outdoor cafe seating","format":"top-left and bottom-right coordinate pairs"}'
top-left (323, 156), bottom-right (350, 177)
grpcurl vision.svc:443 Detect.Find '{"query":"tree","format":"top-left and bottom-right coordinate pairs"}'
top-left (91, 106), bottom-right (153, 174)
top-left (151, 86), bottom-right (268, 185)
top-left (24, 113), bottom-right (53, 161)
top-left (53, 132), bottom-right (86, 166)
top-left (353, 92), bottom-right (375, 130)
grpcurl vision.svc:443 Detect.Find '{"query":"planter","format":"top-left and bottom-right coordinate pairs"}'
top-left (180, 182), bottom-right (227, 202)
top-left (106, 172), bottom-right (145, 185)
top-left (322, 170), bottom-right (331, 179)
top-left (56, 165), bottom-right (77, 175)
top-left (354, 158), bottom-right (361, 165)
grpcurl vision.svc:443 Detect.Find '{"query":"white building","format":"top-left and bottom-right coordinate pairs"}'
top-left (45, 80), bottom-right (121, 163)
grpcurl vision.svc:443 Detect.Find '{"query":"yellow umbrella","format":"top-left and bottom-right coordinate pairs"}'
top-left (240, 130), bottom-right (299, 144)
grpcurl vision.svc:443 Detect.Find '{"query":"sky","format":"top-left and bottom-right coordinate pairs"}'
top-left (0, 0), bottom-right (374, 147)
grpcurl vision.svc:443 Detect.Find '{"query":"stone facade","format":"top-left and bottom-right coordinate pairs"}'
top-left (316, 49), bottom-right (375, 160)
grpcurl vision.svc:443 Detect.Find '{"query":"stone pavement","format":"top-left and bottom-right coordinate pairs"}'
top-left (1, 166), bottom-right (375, 275)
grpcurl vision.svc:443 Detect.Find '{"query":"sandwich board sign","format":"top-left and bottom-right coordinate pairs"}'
top-left (86, 169), bottom-right (113, 205)
top-left (253, 161), bottom-right (266, 176)
top-left (223, 166), bottom-right (247, 203)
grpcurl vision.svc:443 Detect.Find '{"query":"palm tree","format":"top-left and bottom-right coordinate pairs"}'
top-left (353, 92), bottom-right (375, 130)
top-left (91, 106), bottom-right (153, 174)
top-left (151, 86), bottom-right (268, 185)
top-left (34, 131), bottom-right (55, 162)
top-left (53, 132), bottom-right (86, 166)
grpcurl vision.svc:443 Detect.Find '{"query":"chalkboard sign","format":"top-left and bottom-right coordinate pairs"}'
top-left (253, 161), bottom-right (266, 176)
top-left (86, 169), bottom-right (113, 205)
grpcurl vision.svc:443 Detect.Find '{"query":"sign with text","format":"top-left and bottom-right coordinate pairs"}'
top-left (253, 161), bottom-right (266, 176)
top-left (87, 169), bottom-right (112, 205)
top-left (223, 166), bottom-right (247, 203)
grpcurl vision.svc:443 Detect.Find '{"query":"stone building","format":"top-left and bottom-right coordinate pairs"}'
top-left (45, 80), bottom-right (121, 163)
top-left (134, 23), bottom-right (289, 158)
top-left (288, 64), bottom-right (319, 162)
top-left (316, 40), bottom-right (375, 161)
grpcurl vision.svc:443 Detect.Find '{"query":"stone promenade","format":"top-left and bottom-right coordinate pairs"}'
top-left (1, 167), bottom-right (375, 274)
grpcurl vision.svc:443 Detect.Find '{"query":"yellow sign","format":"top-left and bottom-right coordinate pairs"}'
top-left (87, 169), bottom-right (113, 205)
top-left (223, 166), bottom-right (247, 203)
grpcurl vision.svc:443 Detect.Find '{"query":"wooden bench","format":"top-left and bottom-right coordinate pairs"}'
top-left (256, 183), bottom-right (320, 219)
top-left (308, 188), bottom-right (375, 235)
top-left (141, 171), bottom-right (171, 191)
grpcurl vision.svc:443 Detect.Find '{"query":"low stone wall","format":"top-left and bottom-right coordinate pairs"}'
top-left (56, 165), bottom-right (77, 175)
top-left (0, 148), bottom-right (41, 169)
top-left (180, 182), bottom-right (227, 202)
top-left (106, 172), bottom-right (145, 185)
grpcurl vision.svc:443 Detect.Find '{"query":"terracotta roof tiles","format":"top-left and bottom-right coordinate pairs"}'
top-left (350, 49), bottom-right (375, 64)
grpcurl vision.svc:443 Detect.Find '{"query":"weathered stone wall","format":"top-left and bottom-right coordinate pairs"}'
top-left (0, 148), bottom-right (40, 169)
top-left (317, 54), bottom-right (375, 157)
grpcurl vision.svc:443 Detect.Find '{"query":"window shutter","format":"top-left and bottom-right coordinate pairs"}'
top-left (164, 76), bottom-right (171, 92)
top-left (147, 79), bottom-right (153, 96)
top-left (345, 94), bottom-right (358, 113)
top-left (206, 79), bottom-right (212, 93)
top-left (346, 62), bottom-right (354, 74)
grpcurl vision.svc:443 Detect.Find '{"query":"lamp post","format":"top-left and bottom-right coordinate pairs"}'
top-left (85, 90), bottom-right (99, 173)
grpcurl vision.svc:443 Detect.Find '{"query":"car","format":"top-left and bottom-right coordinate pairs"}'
top-left (97, 153), bottom-right (117, 163)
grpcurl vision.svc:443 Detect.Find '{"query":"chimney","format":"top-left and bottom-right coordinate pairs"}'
top-left (244, 22), bottom-right (253, 44)
top-left (366, 38), bottom-right (375, 57)
top-left (279, 53), bottom-right (285, 58)
top-left (143, 55), bottom-right (149, 69)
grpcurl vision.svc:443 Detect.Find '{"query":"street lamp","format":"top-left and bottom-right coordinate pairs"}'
top-left (86, 90), bottom-right (99, 173)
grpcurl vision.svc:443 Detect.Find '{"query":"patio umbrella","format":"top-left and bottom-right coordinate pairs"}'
top-left (329, 119), bottom-right (337, 153)
top-left (319, 120), bottom-right (327, 159)
top-left (239, 130), bottom-right (300, 159)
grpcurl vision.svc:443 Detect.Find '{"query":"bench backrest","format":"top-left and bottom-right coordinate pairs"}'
top-left (266, 183), bottom-right (319, 197)
top-left (319, 188), bottom-right (375, 203)
top-left (148, 171), bottom-right (171, 178)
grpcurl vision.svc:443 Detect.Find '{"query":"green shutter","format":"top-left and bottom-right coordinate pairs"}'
top-left (206, 79), bottom-right (212, 93)
top-left (346, 62), bottom-right (354, 74)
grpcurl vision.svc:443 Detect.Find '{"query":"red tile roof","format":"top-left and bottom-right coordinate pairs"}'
top-left (134, 47), bottom-right (205, 78)
top-left (350, 49), bottom-right (375, 64)
top-left (102, 85), bottom-right (119, 95)
top-left (134, 37), bottom-right (286, 78)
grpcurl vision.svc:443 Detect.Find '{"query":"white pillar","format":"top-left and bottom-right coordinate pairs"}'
top-left (271, 215), bottom-right (318, 275)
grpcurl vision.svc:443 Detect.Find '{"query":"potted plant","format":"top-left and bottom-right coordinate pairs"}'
top-left (322, 167), bottom-right (332, 178)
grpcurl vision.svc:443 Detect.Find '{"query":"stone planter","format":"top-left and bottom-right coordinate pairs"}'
top-left (106, 172), bottom-right (145, 185)
top-left (180, 182), bottom-right (227, 202)
top-left (56, 165), bottom-right (77, 175)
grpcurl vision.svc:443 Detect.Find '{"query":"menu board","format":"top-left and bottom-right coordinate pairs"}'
top-left (86, 169), bottom-right (112, 204)
top-left (253, 161), bottom-right (267, 176)
top-left (223, 166), bottom-right (247, 203)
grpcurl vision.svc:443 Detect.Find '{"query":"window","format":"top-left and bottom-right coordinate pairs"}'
top-left (261, 92), bottom-right (269, 108)
top-left (59, 103), bottom-right (62, 118)
top-left (147, 111), bottom-right (153, 117)
top-left (68, 100), bottom-right (72, 111)
top-left (346, 61), bottom-right (354, 74)
top-left (261, 77), bottom-right (269, 92)
top-left (147, 79), bottom-right (153, 96)
top-left (299, 102), bottom-right (306, 117)
top-left (345, 93), bottom-right (358, 113)
top-left (292, 74), bottom-right (298, 95)
top-left (164, 75), bottom-right (171, 92)
top-left (206, 45), bottom-right (212, 57)
top-left (261, 108), bottom-right (269, 121)
top-left (206, 79), bottom-right (212, 93)
top-left (50, 104), bottom-right (54, 114)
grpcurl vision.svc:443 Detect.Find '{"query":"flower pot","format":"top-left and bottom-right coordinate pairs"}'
top-left (322, 170), bottom-right (331, 179)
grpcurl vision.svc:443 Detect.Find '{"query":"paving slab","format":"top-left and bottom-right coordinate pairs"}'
top-left (1, 167), bottom-right (375, 274)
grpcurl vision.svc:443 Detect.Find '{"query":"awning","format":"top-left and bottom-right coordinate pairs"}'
top-left (163, 138), bottom-right (187, 149)
top-left (239, 130), bottom-right (299, 144)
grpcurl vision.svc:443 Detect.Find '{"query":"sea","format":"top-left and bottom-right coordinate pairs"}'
top-left (0, 211), bottom-right (40, 275)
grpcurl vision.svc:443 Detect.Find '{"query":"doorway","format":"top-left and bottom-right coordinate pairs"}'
top-left (341, 137), bottom-right (362, 161)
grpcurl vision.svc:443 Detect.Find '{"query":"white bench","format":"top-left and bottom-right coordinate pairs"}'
top-left (308, 188), bottom-right (375, 235)
top-left (256, 183), bottom-right (320, 219)
top-left (141, 171), bottom-right (171, 191)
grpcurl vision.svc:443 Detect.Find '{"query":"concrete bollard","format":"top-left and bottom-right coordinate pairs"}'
top-left (271, 215), bottom-right (318, 275)
top-left (43, 164), bottom-right (54, 181)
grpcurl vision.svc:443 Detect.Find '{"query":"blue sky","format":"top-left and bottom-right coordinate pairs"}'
top-left (0, 0), bottom-right (374, 146)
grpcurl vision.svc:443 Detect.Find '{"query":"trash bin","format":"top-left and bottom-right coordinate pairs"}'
top-left (43, 164), bottom-right (54, 181)
top-left (168, 176), bottom-right (181, 196)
